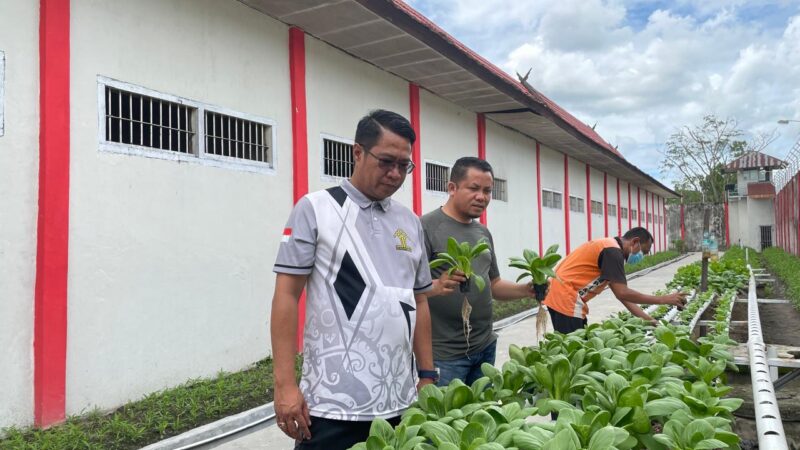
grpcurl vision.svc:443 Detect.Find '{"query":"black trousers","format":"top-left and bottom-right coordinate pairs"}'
top-left (294, 415), bottom-right (402, 450)
top-left (547, 307), bottom-right (588, 334)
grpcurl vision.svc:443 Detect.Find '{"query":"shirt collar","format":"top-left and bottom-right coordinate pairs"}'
top-left (341, 179), bottom-right (392, 211)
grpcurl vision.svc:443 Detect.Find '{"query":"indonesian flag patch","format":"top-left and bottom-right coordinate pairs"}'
top-left (281, 227), bottom-right (292, 243)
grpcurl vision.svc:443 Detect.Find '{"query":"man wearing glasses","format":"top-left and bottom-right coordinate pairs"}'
top-left (270, 110), bottom-right (435, 449)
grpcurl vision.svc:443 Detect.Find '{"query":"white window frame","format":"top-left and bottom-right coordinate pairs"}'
top-left (590, 200), bottom-right (603, 216)
top-left (621, 206), bottom-right (628, 219)
top-left (97, 76), bottom-right (277, 174)
top-left (0, 50), bottom-right (5, 136)
top-left (492, 177), bottom-right (508, 202)
top-left (569, 195), bottom-right (585, 213)
top-left (319, 133), bottom-right (355, 182)
top-left (542, 189), bottom-right (563, 210)
top-left (608, 203), bottom-right (617, 217)
top-left (424, 159), bottom-right (451, 196)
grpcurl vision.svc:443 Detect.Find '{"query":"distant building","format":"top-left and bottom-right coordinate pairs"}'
top-left (725, 151), bottom-right (786, 250)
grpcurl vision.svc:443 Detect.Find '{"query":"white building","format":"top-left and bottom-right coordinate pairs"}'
top-left (725, 151), bottom-right (786, 251)
top-left (0, 0), bottom-right (677, 429)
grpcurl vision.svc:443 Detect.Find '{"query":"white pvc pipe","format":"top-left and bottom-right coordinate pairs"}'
top-left (747, 265), bottom-right (788, 450)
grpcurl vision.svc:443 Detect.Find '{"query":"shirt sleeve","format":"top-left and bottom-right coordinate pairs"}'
top-left (598, 247), bottom-right (627, 284)
top-left (273, 196), bottom-right (317, 275)
top-left (414, 218), bottom-right (433, 293)
top-left (487, 230), bottom-right (500, 280)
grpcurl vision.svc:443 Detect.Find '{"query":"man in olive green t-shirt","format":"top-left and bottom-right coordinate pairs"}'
top-left (422, 157), bottom-right (534, 386)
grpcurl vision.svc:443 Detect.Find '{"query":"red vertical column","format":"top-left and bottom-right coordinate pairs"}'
top-left (724, 201), bottom-right (730, 248)
top-left (627, 183), bottom-right (632, 230)
top-left (616, 178), bottom-right (622, 236)
top-left (603, 172), bottom-right (609, 237)
top-left (289, 27), bottom-right (309, 350)
top-left (680, 203), bottom-right (685, 241)
top-left (35, 0), bottom-right (70, 427)
top-left (637, 187), bottom-right (642, 227)
top-left (564, 155), bottom-right (571, 254)
top-left (477, 113), bottom-right (487, 226)
top-left (536, 143), bottom-right (543, 256)
top-left (586, 165), bottom-right (592, 240)
top-left (662, 197), bottom-right (667, 251)
top-left (796, 174), bottom-right (800, 256)
top-left (409, 84), bottom-right (422, 216)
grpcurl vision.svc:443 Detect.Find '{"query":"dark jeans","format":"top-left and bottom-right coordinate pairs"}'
top-left (435, 340), bottom-right (497, 387)
top-left (548, 307), bottom-right (588, 334)
top-left (294, 415), bottom-right (401, 450)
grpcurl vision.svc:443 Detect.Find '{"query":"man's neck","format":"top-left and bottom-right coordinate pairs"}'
top-left (441, 202), bottom-right (472, 224)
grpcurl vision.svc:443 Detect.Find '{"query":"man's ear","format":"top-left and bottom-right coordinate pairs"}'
top-left (353, 143), bottom-right (364, 162)
top-left (447, 180), bottom-right (457, 195)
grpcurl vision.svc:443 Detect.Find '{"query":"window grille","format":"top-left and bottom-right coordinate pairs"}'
top-left (621, 207), bottom-right (628, 219)
top-left (647, 213), bottom-right (653, 223)
top-left (542, 190), bottom-right (562, 209)
top-left (608, 203), bottom-right (616, 216)
top-left (569, 196), bottom-right (585, 213)
top-left (426, 162), bottom-right (449, 192)
top-left (205, 110), bottom-right (271, 163)
top-left (105, 86), bottom-right (195, 153)
top-left (492, 178), bottom-right (507, 201)
top-left (321, 138), bottom-right (354, 178)
top-left (631, 209), bottom-right (638, 221)
top-left (591, 200), bottom-right (603, 215)
top-left (640, 211), bottom-right (645, 222)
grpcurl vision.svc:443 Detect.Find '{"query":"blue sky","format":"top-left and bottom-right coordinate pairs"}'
top-left (405, 0), bottom-right (800, 187)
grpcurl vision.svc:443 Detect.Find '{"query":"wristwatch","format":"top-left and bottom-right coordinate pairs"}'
top-left (418, 368), bottom-right (440, 383)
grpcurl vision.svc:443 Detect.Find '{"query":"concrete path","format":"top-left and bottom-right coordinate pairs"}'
top-left (203, 253), bottom-right (701, 450)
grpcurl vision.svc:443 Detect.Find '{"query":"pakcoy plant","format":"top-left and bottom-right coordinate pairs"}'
top-left (508, 244), bottom-right (562, 301)
top-left (430, 237), bottom-right (491, 353)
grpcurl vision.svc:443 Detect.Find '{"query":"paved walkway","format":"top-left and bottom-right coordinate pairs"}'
top-left (203, 253), bottom-right (701, 450)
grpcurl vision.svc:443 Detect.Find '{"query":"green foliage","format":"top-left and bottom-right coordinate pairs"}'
top-left (509, 245), bottom-right (562, 285)
top-left (763, 247), bottom-right (800, 310)
top-left (0, 358), bottom-right (279, 450)
top-left (430, 237), bottom-right (491, 292)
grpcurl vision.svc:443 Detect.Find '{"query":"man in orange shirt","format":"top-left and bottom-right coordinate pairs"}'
top-left (543, 227), bottom-right (686, 334)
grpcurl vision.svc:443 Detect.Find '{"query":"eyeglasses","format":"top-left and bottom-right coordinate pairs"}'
top-left (361, 146), bottom-right (415, 174)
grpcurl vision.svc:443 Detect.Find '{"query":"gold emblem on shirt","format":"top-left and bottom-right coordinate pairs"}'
top-left (394, 229), bottom-right (412, 252)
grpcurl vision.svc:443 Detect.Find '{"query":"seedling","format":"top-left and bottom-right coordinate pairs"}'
top-left (508, 244), bottom-right (562, 300)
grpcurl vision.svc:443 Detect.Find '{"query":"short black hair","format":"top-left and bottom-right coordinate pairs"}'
top-left (623, 227), bottom-right (654, 243)
top-left (450, 157), bottom-right (494, 184)
top-left (355, 109), bottom-right (416, 151)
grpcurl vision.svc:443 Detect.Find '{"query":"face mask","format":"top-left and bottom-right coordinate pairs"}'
top-left (627, 251), bottom-right (644, 265)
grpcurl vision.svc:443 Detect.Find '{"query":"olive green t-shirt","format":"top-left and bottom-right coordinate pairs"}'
top-left (421, 207), bottom-right (500, 360)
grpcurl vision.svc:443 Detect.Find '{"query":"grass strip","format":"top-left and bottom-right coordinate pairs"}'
top-left (762, 246), bottom-right (800, 310)
top-left (624, 250), bottom-right (680, 274)
top-left (1, 358), bottom-right (276, 450)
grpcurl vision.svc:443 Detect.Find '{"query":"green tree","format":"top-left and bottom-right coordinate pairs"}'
top-left (661, 115), bottom-right (775, 204)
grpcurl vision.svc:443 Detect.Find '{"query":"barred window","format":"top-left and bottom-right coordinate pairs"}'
top-left (621, 207), bottom-right (628, 219)
top-left (640, 211), bottom-right (646, 222)
top-left (492, 178), bottom-right (507, 201)
top-left (320, 137), bottom-right (355, 179)
top-left (659, 215), bottom-right (663, 224)
top-left (647, 213), bottom-right (653, 223)
top-left (105, 86), bottom-right (195, 153)
top-left (569, 196), bottom-right (584, 213)
top-left (426, 162), bottom-right (449, 193)
top-left (591, 200), bottom-right (603, 215)
top-left (608, 203), bottom-right (616, 217)
top-left (542, 190), bottom-right (562, 209)
top-left (631, 209), bottom-right (638, 221)
top-left (205, 110), bottom-right (271, 163)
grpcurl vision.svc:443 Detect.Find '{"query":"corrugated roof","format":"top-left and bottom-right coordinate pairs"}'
top-left (242, 0), bottom-right (678, 198)
top-left (725, 151), bottom-right (786, 172)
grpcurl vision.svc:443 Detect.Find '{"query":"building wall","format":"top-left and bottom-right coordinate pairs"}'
top-left (67, 0), bottom-right (292, 414)
top-left (568, 157), bottom-right (588, 246)
top-left (305, 36), bottom-right (412, 206)
top-left (747, 198), bottom-right (775, 251)
top-left (589, 168), bottom-right (605, 239)
top-left (418, 89), bottom-right (476, 214)
top-left (538, 144), bottom-right (566, 255)
top-left (0, 0), bottom-right (39, 430)
top-left (484, 120), bottom-right (538, 281)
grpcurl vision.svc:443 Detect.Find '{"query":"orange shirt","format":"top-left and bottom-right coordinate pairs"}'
top-left (543, 237), bottom-right (625, 319)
